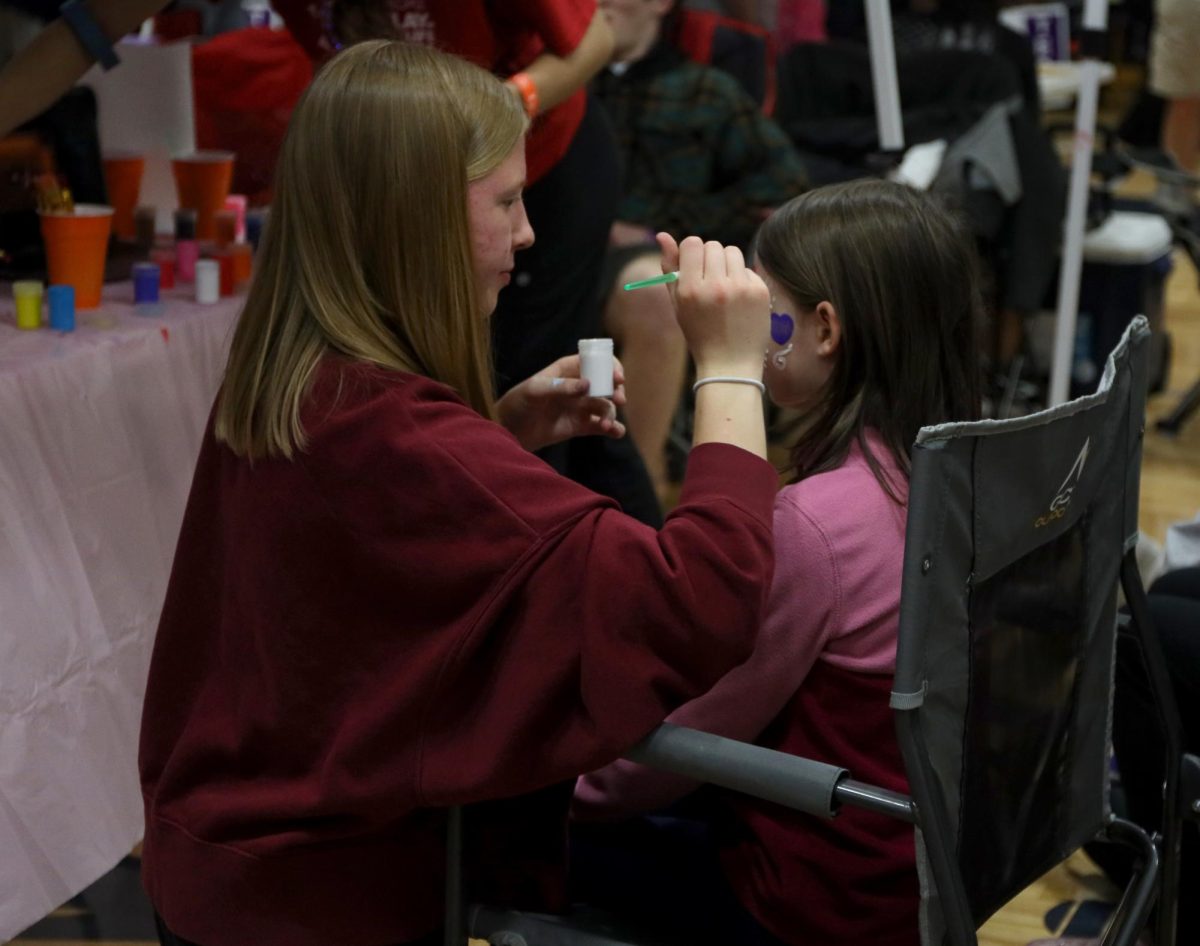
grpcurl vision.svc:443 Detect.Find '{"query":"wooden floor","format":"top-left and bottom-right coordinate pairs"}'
top-left (1135, 244), bottom-right (1200, 545)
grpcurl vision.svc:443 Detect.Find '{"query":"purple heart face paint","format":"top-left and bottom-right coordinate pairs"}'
top-left (770, 311), bottom-right (795, 346)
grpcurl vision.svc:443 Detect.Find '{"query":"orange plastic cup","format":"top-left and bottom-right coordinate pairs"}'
top-left (171, 151), bottom-right (234, 241)
top-left (230, 242), bottom-right (253, 287)
top-left (102, 153), bottom-right (145, 240)
top-left (39, 204), bottom-right (113, 310)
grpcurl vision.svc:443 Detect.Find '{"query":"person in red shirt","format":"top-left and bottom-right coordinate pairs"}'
top-left (140, 39), bottom-right (777, 946)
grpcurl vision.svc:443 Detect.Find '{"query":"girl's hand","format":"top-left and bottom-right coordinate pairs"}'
top-left (656, 232), bottom-right (770, 380)
top-left (496, 354), bottom-right (627, 452)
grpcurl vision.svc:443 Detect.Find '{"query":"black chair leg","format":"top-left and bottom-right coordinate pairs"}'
top-left (1098, 818), bottom-right (1159, 946)
top-left (1155, 378), bottom-right (1200, 435)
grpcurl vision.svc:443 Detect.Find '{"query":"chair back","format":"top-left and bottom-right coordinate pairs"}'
top-left (893, 315), bottom-right (1151, 944)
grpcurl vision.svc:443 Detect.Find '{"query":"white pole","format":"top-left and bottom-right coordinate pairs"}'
top-left (1048, 0), bottom-right (1109, 406)
top-left (864, 0), bottom-right (904, 152)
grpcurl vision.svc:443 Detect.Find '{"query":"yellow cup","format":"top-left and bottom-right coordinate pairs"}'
top-left (13, 280), bottom-right (43, 330)
top-left (39, 204), bottom-right (114, 310)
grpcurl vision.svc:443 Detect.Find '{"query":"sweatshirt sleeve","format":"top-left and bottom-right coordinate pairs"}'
top-left (572, 487), bottom-right (842, 820)
top-left (416, 441), bottom-right (778, 808)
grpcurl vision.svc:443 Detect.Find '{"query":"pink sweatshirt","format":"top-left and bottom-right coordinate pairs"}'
top-left (573, 430), bottom-right (919, 946)
top-left (574, 431), bottom-right (906, 818)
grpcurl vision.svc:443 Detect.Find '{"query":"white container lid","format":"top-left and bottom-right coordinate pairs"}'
top-left (1082, 211), bottom-right (1173, 265)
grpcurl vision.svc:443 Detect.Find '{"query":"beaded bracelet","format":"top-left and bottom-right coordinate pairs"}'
top-left (692, 376), bottom-right (766, 395)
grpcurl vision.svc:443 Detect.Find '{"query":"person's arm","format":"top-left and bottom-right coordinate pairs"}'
top-left (573, 491), bottom-right (839, 819)
top-left (494, 353), bottom-right (628, 451)
top-left (412, 235), bottom-right (775, 808)
top-left (415, 433), bottom-right (779, 807)
top-left (0, 0), bottom-right (164, 137)
top-left (498, 233), bottom-right (769, 458)
top-left (661, 232), bottom-right (770, 459)
top-left (509, 7), bottom-right (613, 115)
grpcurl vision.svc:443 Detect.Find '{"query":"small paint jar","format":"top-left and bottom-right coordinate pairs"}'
top-left (578, 338), bottom-right (614, 397)
top-left (223, 194), bottom-right (247, 242)
top-left (230, 242), bottom-right (253, 288)
top-left (134, 205), bottom-right (157, 248)
top-left (195, 259), bottom-right (220, 304)
top-left (245, 208), bottom-right (268, 250)
top-left (174, 208), bottom-right (197, 241)
top-left (13, 280), bottom-right (43, 330)
top-left (214, 209), bottom-right (237, 248)
top-left (213, 251), bottom-right (235, 296)
top-left (150, 246), bottom-right (176, 289)
top-left (47, 284), bottom-right (75, 331)
top-left (133, 262), bottom-right (161, 305)
top-left (176, 239), bottom-right (200, 282)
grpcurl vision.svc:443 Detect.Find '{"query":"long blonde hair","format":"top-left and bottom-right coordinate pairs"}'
top-left (215, 40), bottom-right (528, 459)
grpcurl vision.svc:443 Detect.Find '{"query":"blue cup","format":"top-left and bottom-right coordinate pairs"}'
top-left (47, 284), bottom-right (75, 331)
top-left (133, 262), bottom-right (161, 305)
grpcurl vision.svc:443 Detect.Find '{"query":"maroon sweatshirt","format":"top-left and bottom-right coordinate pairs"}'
top-left (138, 358), bottom-right (776, 946)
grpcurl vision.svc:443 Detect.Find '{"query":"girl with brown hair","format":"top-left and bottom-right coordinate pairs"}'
top-left (576, 179), bottom-right (984, 946)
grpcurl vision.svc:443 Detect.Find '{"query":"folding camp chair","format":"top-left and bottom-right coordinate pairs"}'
top-left (450, 316), bottom-right (1196, 946)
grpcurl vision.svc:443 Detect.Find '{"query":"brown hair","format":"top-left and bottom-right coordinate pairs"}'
top-left (215, 40), bottom-right (528, 459)
top-left (755, 179), bottom-right (983, 498)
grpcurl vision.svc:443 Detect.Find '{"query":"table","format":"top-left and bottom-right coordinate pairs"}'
top-left (1038, 60), bottom-right (1116, 111)
top-left (0, 283), bottom-right (241, 939)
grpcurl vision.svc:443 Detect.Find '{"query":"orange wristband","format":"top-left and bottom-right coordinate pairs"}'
top-left (508, 71), bottom-right (539, 118)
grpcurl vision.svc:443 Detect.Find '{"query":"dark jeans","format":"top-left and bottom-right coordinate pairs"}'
top-left (569, 804), bottom-right (786, 946)
top-left (154, 913), bottom-right (442, 946)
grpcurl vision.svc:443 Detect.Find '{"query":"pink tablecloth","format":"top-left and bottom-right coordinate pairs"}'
top-left (0, 283), bottom-right (241, 939)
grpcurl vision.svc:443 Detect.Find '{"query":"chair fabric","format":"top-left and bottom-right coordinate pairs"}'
top-left (894, 315), bottom-right (1150, 944)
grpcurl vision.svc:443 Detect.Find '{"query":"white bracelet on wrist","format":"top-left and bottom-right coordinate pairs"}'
top-left (692, 375), bottom-right (766, 395)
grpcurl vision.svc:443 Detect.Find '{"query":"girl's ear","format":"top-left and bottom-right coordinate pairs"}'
top-left (814, 301), bottom-right (842, 357)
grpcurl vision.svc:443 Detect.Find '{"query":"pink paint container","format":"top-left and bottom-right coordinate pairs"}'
top-left (176, 238), bottom-right (200, 282)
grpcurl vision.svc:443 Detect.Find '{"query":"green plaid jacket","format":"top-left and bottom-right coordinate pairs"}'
top-left (592, 40), bottom-right (809, 250)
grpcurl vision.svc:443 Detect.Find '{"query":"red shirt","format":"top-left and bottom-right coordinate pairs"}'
top-left (139, 358), bottom-right (776, 945)
top-left (723, 663), bottom-right (919, 946)
top-left (275, 0), bottom-right (594, 182)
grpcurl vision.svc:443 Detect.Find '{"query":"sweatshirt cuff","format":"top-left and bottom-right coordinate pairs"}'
top-left (677, 443), bottom-right (777, 529)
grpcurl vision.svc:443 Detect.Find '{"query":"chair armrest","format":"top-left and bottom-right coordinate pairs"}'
top-left (625, 723), bottom-right (914, 821)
